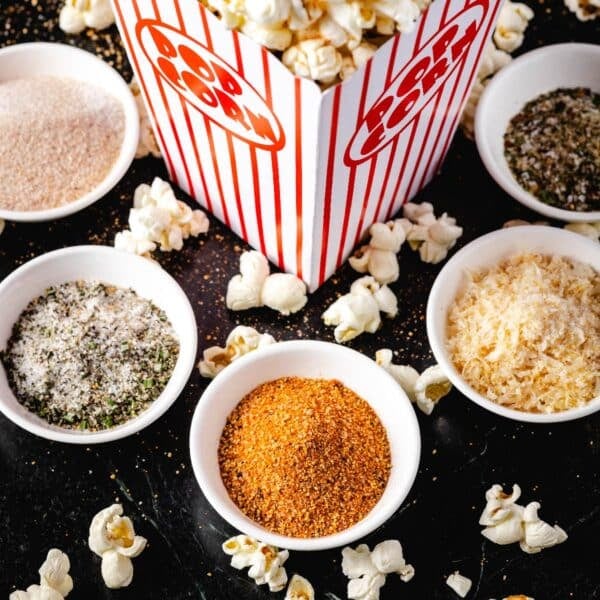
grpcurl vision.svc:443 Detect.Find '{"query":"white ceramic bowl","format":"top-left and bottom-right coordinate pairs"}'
top-left (0, 246), bottom-right (197, 443)
top-left (475, 43), bottom-right (600, 223)
top-left (0, 42), bottom-right (139, 222)
top-left (427, 226), bottom-right (600, 423)
top-left (189, 340), bottom-right (421, 551)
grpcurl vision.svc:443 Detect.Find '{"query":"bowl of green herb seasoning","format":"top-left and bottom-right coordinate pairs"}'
top-left (0, 246), bottom-right (197, 443)
top-left (475, 43), bottom-right (600, 222)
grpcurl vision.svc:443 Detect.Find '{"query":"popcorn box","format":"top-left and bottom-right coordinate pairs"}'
top-left (113, 0), bottom-right (503, 290)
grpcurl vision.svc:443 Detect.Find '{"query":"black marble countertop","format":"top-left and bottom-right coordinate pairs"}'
top-left (1, 2), bottom-right (599, 598)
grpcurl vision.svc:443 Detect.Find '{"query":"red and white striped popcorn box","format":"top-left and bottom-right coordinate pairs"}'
top-left (113, 0), bottom-right (503, 291)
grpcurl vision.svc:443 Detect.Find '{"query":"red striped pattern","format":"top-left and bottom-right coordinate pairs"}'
top-left (113, 0), bottom-right (503, 291)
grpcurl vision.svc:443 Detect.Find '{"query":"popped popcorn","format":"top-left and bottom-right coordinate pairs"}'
top-left (285, 574), bottom-right (315, 600)
top-left (502, 219), bottom-right (549, 228)
top-left (479, 484), bottom-right (568, 553)
top-left (0, 218), bottom-right (4, 236)
top-left (222, 535), bottom-right (289, 592)
top-left (446, 571), bottom-right (472, 598)
top-left (349, 220), bottom-right (407, 284)
top-left (10, 549), bottom-right (73, 600)
top-left (198, 325), bottom-right (276, 378)
top-left (564, 0), bottom-right (600, 20)
top-left (282, 38), bottom-right (343, 83)
top-left (226, 250), bottom-right (308, 314)
top-left (129, 77), bottom-right (161, 159)
top-left (322, 290), bottom-right (382, 343)
top-left (342, 540), bottom-right (414, 600)
top-left (322, 275), bottom-right (397, 343)
top-left (59, 0), bottom-right (114, 34)
top-left (461, 1), bottom-right (533, 138)
top-left (520, 502), bottom-right (568, 554)
top-left (261, 272), bottom-right (309, 314)
top-left (375, 349), bottom-right (419, 402)
top-left (493, 1), bottom-right (535, 53)
top-left (114, 177), bottom-right (209, 259)
top-left (204, 0), bottom-right (432, 86)
top-left (88, 504), bottom-right (147, 589)
top-left (414, 365), bottom-right (452, 414)
top-left (403, 203), bottom-right (463, 264)
top-left (564, 222), bottom-right (600, 242)
top-left (375, 351), bottom-right (452, 414)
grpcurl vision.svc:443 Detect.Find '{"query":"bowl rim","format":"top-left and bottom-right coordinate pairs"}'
top-left (426, 226), bottom-right (600, 424)
top-left (474, 42), bottom-right (600, 223)
top-left (0, 42), bottom-right (139, 222)
top-left (0, 245), bottom-right (198, 443)
top-left (189, 339), bottom-right (421, 551)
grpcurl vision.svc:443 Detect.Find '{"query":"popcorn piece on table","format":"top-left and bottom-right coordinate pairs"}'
top-left (520, 502), bottom-right (568, 554)
top-left (375, 350), bottom-right (452, 414)
top-left (502, 219), bottom-right (549, 228)
top-left (564, 0), bottom-right (600, 20)
top-left (460, 43), bottom-right (512, 138)
top-left (480, 484), bottom-right (567, 552)
top-left (114, 177), bottom-right (209, 259)
top-left (403, 203), bottom-right (463, 264)
top-left (375, 349), bottom-right (419, 402)
top-left (342, 540), bottom-right (414, 600)
top-left (446, 571), bottom-right (472, 597)
top-left (414, 365), bottom-right (452, 415)
top-left (322, 276), bottom-right (397, 343)
top-left (222, 534), bottom-right (288, 592)
top-left (88, 504), bottom-right (147, 589)
top-left (0, 218), bottom-right (5, 236)
top-left (10, 549), bottom-right (73, 600)
top-left (285, 574), bottom-right (315, 600)
top-left (59, 0), bottom-right (114, 34)
top-left (129, 77), bottom-right (161, 159)
top-left (226, 250), bottom-right (308, 314)
top-left (349, 220), bottom-right (407, 284)
top-left (493, 1), bottom-right (535, 53)
top-left (461, 0), bottom-right (533, 137)
top-left (564, 222), bottom-right (600, 242)
top-left (198, 325), bottom-right (276, 378)
top-left (226, 250), bottom-right (270, 311)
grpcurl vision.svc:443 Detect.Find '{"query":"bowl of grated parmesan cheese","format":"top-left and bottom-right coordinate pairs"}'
top-left (426, 226), bottom-right (600, 423)
top-left (0, 245), bottom-right (197, 443)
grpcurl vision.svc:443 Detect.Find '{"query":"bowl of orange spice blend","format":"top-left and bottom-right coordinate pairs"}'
top-left (189, 340), bottom-right (421, 551)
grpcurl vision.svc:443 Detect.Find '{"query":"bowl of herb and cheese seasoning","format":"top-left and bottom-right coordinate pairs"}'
top-left (0, 246), bottom-right (197, 443)
top-left (475, 43), bottom-right (600, 222)
top-left (189, 340), bottom-right (421, 551)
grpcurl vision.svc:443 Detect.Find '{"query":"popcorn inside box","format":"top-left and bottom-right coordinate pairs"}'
top-left (113, 0), bottom-right (503, 290)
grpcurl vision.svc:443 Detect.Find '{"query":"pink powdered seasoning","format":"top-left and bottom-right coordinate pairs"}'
top-left (0, 75), bottom-right (125, 212)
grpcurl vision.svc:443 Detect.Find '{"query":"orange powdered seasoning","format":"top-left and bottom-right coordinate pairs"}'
top-left (218, 376), bottom-right (391, 538)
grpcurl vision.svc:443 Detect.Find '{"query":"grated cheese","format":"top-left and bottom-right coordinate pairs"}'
top-left (446, 253), bottom-right (600, 413)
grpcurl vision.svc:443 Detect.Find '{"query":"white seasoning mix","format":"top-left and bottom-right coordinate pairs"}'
top-left (1, 281), bottom-right (179, 431)
top-left (0, 75), bottom-right (125, 212)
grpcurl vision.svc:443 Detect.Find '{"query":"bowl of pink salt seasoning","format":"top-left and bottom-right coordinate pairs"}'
top-left (0, 42), bottom-right (139, 222)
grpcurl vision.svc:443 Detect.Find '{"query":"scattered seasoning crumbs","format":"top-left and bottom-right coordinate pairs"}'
top-left (504, 87), bottom-right (600, 212)
top-left (1, 281), bottom-right (179, 430)
top-left (218, 377), bottom-right (391, 538)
